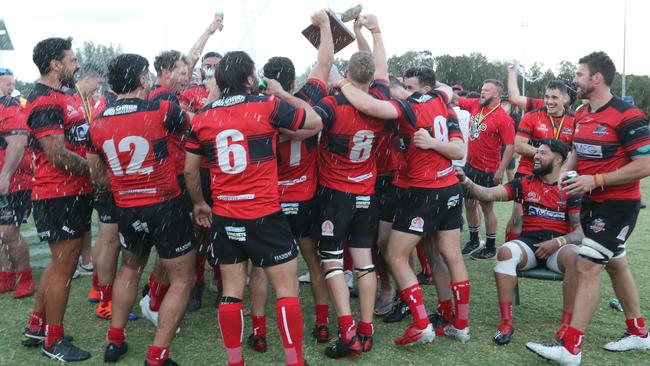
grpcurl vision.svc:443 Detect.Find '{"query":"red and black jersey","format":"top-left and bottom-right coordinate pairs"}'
top-left (0, 96), bottom-right (32, 192)
top-left (313, 79), bottom-right (393, 195)
top-left (573, 96), bottom-right (650, 201)
top-left (375, 124), bottom-right (402, 175)
top-left (26, 83), bottom-right (92, 200)
top-left (525, 97), bottom-right (545, 113)
top-left (458, 97), bottom-right (515, 173)
top-left (179, 84), bottom-right (209, 113)
top-left (277, 78), bottom-right (327, 202)
top-left (504, 175), bottom-right (580, 235)
top-left (91, 91), bottom-right (117, 121)
top-left (148, 85), bottom-right (188, 176)
top-left (186, 93), bottom-right (306, 219)
top-left (393, 91), bottom-right (463, 188)
top-left (88, 98), bottom-right (186, 208)
top-left (516, 107), bottom-right (575, 175)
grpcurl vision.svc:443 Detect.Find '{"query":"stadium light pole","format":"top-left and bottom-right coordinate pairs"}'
top-left (622, 0), bottom-right (627, 97)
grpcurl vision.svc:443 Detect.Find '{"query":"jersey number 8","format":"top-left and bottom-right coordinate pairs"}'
top-left (349, 130), bottom-right (374, 162)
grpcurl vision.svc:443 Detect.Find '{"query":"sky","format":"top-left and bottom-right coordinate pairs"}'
top-left (1, 0), bottom-right (648, 87)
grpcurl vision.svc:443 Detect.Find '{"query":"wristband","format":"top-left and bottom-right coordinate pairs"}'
top-left (594, 173), bottom-right (606, 188)
top-left (554, 238), bottom-right (562, 248)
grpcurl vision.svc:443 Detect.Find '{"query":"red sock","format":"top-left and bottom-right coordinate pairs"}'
top-left (416, 245), bottom-right (432, 277)
top-left (16, 268), bottom-right (32, 285)
top-left (219, 302), bottom-right (244, 365)
top-left (27, 311), bottom-right (45, 334)
top-left (252, 315), bottom-right (266, 337)
top-left (437, 299), bottom-right (454, 322)
top-left (315, 304), bottom-right (329, 326)
top-left (0, 271), bottom-right (16, 292)
top-left (148, 275), bottom-right (170, 312)
top-left (91, 272), bottom-right (99, 290)
top-left (276, 297), bottom-right (303, 366)
top-left (561, 311), bottom-right (572, 325)
top-left (45, 324), bottom-right (64, 349)
top-left (561, 326), bottom-right (585, 355)
top-left (98, 284), bottom-right (112, 306)
top-left (357, 321), bottom-right (374, 337)
top-left (195, 254), bottom-right (206, 286)
top-left (343, 247), bottom-right (352, 272)
top-left (337, 315), bottom-right (356, 343)
top-left (400, 284), bottom-right (430, 330)
top-left (107, 326), bottom-right (125, 346)
top-left (146, 345), bottom-right (170, 366)
top-left (505, 230), bottom-right (518, 243)
top-left (626, 317), bottom-right (648, 337)
top-left (212, 264), bottom-right (222, 282)
top-left (498, 301), bottom-right (513, 333)
top-left (451, 280), bottom-right (470, 329)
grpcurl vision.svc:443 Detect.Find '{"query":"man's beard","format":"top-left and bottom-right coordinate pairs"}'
top-left (480, 96), bottom-right (494, 107)
top-left (60, 69), bottom-right (76, 88)
top-left (577, 84), bottom-right (594, 100)
top-left (532, 161), bottom-right (553, 177)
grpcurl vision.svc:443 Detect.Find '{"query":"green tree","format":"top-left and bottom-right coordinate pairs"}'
top-left (75, 41), bottom-right (123, 74)
top-left (387, 50), bottom-right (433, 77)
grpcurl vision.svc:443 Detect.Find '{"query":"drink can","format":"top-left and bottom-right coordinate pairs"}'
top-left (565, 171), bottom-right (579, 179)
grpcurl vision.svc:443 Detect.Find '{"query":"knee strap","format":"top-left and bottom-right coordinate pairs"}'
top-left (354, 265), bottom-right (375, 279)
top-left (324, 266), bottom-right (344, 280)
top-left (578, 238), bottom-right (612, 265)
top-left (493, 241), bottom-right (522, 277)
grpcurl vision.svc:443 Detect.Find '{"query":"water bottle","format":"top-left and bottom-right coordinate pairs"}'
top-left (0, 195), bottom-right (8, 209)
top-left (609, 298), bottom-right (623, 312)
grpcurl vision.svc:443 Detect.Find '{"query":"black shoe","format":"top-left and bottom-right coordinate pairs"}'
top-left (21, 328), bottom-right (73, 348)
top-left (471, 247), bottom-right (496, 260)
top-left (104, 342), bottom-right (128, 363)
top-left (493, 327), bottom-right (515, 345)
top-left (417, 271), bottom-right (433, 285)
top-left (187, 283), bottom-right (204, 312)
top-left (462, 239), bottom-right (480, 255)
top-left (144, 359), bottom-right (179, 366)
top-left (312, 325), bottom-right (330, 343)
top-left (324, 335), bottom-right (362, 359)
top-left (141, 284), bottom-right (150, 299)
top-left (384, 299), bottom-right (410, 323)
top-left (41, 338), bottom-right (91, 362)
top-left (428, 312), bottom-right (452, 331)
top-left (247, 333), bottom-right (268, 353)
top-left (359, 334), bottom-right (373, 352)
top-left (640, 202), bottom-right (646, 209)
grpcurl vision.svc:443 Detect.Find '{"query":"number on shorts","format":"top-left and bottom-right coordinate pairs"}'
top-left (349, 130), bottom-right (374, 162)
top-left (102, 136), bottom-right (153, 176)
top-left (215, 129), bottom-right (247, 174)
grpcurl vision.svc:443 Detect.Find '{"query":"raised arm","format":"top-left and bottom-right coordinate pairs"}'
top-left (354, 18), bottom-right (370, 53)
top-left (186, 14), bottom-right (223, 71)
top-left (308, 10), bottom-right (334, 83)
top-left (264, 78), bottom-right (322, 138)
top-left (507, 61), bottom-right (526, 109)
top-left (456, 167), bottom-right (511, 202)
top-left (361, 14), bottom-right (388, 81)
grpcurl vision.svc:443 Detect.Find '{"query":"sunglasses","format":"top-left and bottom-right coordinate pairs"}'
top-left (0, 68), bottom-right (13, 76)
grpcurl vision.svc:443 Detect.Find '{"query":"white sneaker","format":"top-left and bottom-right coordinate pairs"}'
top-left (298, 272), bottom-right (311, 284)
top-left (526, 341), bottom-right (581, 366)
top-left (343, 270), bottom-right (354, 289)
top-left (72, 263), bottom-right (93, 279)
top-left (443, 325), bottom-right (471, 343)
top-left (603, 332), bottom-right (650, 352)
top-left (139, 295), bottom-right (181, 335)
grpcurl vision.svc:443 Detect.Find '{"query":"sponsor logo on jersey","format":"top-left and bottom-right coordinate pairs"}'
top-left (212, 95), bottom-right (246, 108)
top-left (525, 192), bottom-right (540, 203)
top-left (537, 123), bottom-right (549, 132)
top-left (225, 226), bottom-right (246, 242)
top-left (447, 194), bottom-right (460, 209)
top-left (562, 127), bottom-right (573, 136)
top-left (527, 206), bottom-right (565, 221)
top-left (593, 124), bottom-right (609, 137)
top-left (347, 173), bottom-right (373, 183)
top-left (574, 142), bottom-right (603, 159)
top-left (438, 166), bottom-right (454, 178)
top-left (411, 94), bottom-right (433, 104)
top-left (217, 194), bottom-right (255, 201)
top-left (590, 218), bottom-right (606, 233)
top-left (409, 216), bottom-right (424, 232)
top-left (616, 225), bottom-right (630, 241)
top-left (103, 104), bottom-right (138, 116)
top-left (468, 120), bottom-right (487, 140)
top-left (321, 220), bottom-right (334, 237)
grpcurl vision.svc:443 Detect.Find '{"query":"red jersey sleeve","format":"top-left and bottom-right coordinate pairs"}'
top-left (313, 97), bottom-right (337, 131)
top-left (295, 78), bottom-right (327, 106)
top-left (27, 95), bottom-right (65, 139)
top-left (369, 79), bottom-right (390, 100)
top-left (615, 108), bottom-right (650, 158)
top-left (498, 112), bottom-right (516, 144)
top-left (516, 111), bottom-right (535, 139)
top-left (390, 99), bottom-right (416, 128)
top-left (525, 97), bottom-right (544, 113)
top-left (567, 194), bottom-right (582, 215)
top-left (185, 125), bottom-right (203, 155)
top-left (503, 178), bottom-right (522, 202)
top-left (1, 103), bottom-right (29, 136)
top-left (457, 97), bottom-right (478, 112)
top-left (161, 100), bottom-right (188, 133)
top-left (269, 96), bottom-right (306, 131)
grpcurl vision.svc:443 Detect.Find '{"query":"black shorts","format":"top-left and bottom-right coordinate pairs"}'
top-left (94, 187), bottom-right (118, 224)
top-left (281, 199), bottom-right (313, 239)
top-left (210, 210), bottom-right (298, 268)
top-left (376, 176), bottom-right (402, 223)
top-left (516, 230), bottom-right (564, 267)
top-left (116, 194), bottom-right (195, 259)
top-left (311, 185), bottom-right (379, 251)
top-left (0, 190), bottom-right (31, 226)
top-left (393, 184), bottom-right (463, 235)
top-left (463, 163), bottom-right (497, 194)
top-left (33, 194), bottom-right (93, 242)
top-left (580, 198), bottom-right (640, 263)
top-left (200, 168), bottom-right (213, 207)
top-left (176, 175), bottom-right (193, 212)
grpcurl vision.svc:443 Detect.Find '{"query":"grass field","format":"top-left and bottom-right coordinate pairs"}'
top-left (1, 183), bottom-right (650, 366)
